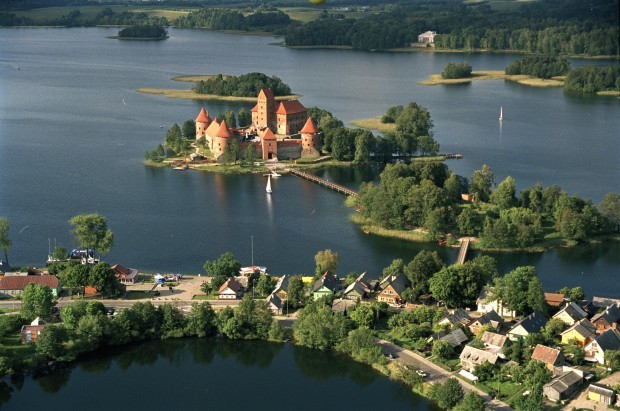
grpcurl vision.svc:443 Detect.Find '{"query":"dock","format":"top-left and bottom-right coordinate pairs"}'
top-left (455, 238), bottom-right (470, 265)
top-left (289, 169), bottom-right (357, 196)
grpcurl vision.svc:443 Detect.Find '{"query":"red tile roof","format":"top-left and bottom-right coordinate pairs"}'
top-left (0, 275), bottom-right (59, 290)
top-left (250, 104), bottom-right (258, 112)
top-left (276, 100), bottom-right (306, 115)
top-left (300, 117), bottom-right (319, 133)
top-left (261, 128), bottom-right (276, 140)
top-left (195, 107), bottom-right (211, 123)
top-left (206, 119), bottom-right (220, 136)
top-left (545, 293), bottom-right (565, 306)
top-left (258, 88), bottom-right (274, 100)
top-left (215, 120), bottom-right (232, 138)
top-left (531, 344), bottom-right (562, 365)
top-left (219, 278), bottom-right (241, 293)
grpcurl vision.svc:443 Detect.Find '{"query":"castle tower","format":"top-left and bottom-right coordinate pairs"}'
top-left (195, 107), bottom-right (212, 140)
top-left (213, 120), bottom-right (233, 161)
top-left (260, 128), bottom-right (277, 160)
top-left (300, 117), bottom-right (321, 158)
top-left (251, 88), bottom-right (276, 132)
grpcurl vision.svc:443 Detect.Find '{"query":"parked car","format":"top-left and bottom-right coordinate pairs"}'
top-left (415, 369), bottom-right (428, 378)
top-left (385, 353), bottom-right (395, 359)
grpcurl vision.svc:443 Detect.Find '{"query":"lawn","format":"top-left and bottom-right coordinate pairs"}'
top-left (1, 332), bottom-right (36, 356)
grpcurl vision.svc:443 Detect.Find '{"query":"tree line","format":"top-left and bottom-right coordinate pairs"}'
top-left (174, 8), bottom-right (294, 32)
top-left (564, 65), bottom-right (620, 93)
top-left (0, 7), bottom-right (167, 27)
top-left (193, 72), bottom-right (292, 97)
top-left (505, 55), bottom-right (570, 79)
top-left (117, 24), bottom-right (167, 39)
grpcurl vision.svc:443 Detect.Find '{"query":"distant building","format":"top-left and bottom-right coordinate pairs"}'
top-left (21, 317), bottom-right (47, 344)
top-left (417, 31), bottom-right (436, 44)
top-left (111, 264), bottom-right (138, 285)
top-left (377, 273), bottom-right (410, 306)
top-left (508, 310), bottom-right (547, 341)
top-left (543, 370), bottom-right (583, 402)
top-left (459, 345), bottom-right (499, 373)
top-left (0, 274), bottom-right (60, 298)
top-left (587, 384), bottom-right (616, 405)
top-left (560, 319), bottom-right (597, 347)
top-left (468, 309), bottom-right (502, 335)
top-left (552, 301), bottom-right (588, 326)
top-left (545, 292), bottom-right (566, 307)
top-left (218, 278), bottom-right (243, 300)
top-left (312, 271), bottom-right (338, 300)
top-left (477, 287), bottom-right (516, 318)
top-left (590, 304), bottom-right (620, 333)
top-left (266, 293), bottom-right (283, 315)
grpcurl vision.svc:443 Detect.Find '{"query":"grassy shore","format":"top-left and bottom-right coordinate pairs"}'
top-left (349, 214), bottom-right (431, 242)
top-left (349, 117), bottom-right (396, 133)
top-left (419, 70), bottom-right (565, 87)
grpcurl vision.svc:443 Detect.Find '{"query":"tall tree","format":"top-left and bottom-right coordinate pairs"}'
top-left (0, 218), bottom-right (12, 268)
top-left (21, 283), bottom-right (55, 321)
top-left (498, 266), bottom-right (544, 315)
top-left (203, 252), bottom-right (241, 278)
top-left (599, 192), bottom-right (620, 232)
top-left (470, 165), bottom-right (494, 202)
top-left (404, 250), bottom-right (444, 300)
top-left (182, 119), bottom-right (196, 139)
top-left (287, 275), bottom-right (306, 309)
top-left (490, 176), bottom-right (517, 210)
top-left (314, 249), bottom-right (339, 275)
top-left (69, 213), bottom-right (114, 258)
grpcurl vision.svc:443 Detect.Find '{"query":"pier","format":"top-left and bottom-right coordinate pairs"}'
top-left (289, 169), bottom-right (357, 196)
top-left (455, 238), bottom-right (470, 265)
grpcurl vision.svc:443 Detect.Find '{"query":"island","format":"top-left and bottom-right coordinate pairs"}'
top-left (110, 25), bottom-right (168, 40)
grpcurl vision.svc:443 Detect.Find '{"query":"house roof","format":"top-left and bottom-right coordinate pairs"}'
top-left (312, 271), bottom-right (338, 293)
top-left (332, 298), bottom-right (357, 313)
top-left (553, 301), bottom-right (588, 322)
top-left (544, 371), bottom-right (582, 394)
top-left (591, 304), bottom-right (620, 325)
top-left (531, 344), bottom-right (562, 365)
top-left (475, 309), bottom-right (503, 326)
top-left (439, 328), bottom-right (468, 347)
top-left (0, 275), bottom-right (59, 290)
top-left (590, 328), bottom-right (620, 351)
top-left (31, 317), bottom-right (46, 326)
top-left (276, 100), bottom-right (306, 115)
top-left (459, 345), bottom-right (499, 365)
top-left (476, 287), bottom-right (495, 304)
top-left (215, 120), bottom-right (232, 138)
top-left (440, 308), bottom-right (472, 327)
top-left (560, 319), bottom-right (596, 339)
top-left (111, 264), bottom-right (138, 280)
top-left (205, 119), bottom-right (220, 136)
top-left (385, 273), bottom-right (410, 296)
top-left (300, 117), bottom-right (319, 133)
top-left (261, 128), bottom-right (276, 140)
top-left (258, 88), bottom-right (274, 100)
top-left (545, 292), bottom-right (566, 306)
top-left (344, 280), bottom-right (368, 296)
top-left (267, 293), bottom-right (283, 309)
top-left (273, 275), bottom-right (289, 294)
top-left (355, 272), bottom-right (373, 288)
top-left (218, 278), bottom-right (241, 294)
top-left (588, 384), bottom-right (615, 397)
top-left (196, 107), bottom-right (211, 123)
top-left (481, 331), bottom-right (507, 349)
top-left (511, 310), bottom-right (547, 334)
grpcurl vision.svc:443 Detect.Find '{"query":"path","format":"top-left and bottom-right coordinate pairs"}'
top-left (289, 169), bottom-right (357, 196)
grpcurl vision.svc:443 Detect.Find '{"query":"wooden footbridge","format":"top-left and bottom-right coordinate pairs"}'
top-left (455, 238), bottom-right (471, 265)
top-left (289, 169), bottom-right (357, 196)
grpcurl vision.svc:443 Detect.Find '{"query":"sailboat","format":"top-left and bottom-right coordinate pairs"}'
top-left (266, 174), bottom-right (272, 194)
top-left (499, 106), bottom-right (503, 121)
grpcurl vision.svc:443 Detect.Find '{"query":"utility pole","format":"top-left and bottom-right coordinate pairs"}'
top-left (251, 235), bottom-right (254, 266)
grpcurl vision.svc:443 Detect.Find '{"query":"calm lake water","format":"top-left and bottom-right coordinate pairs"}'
top-left (0, 28), bottom-right (619, 297)
top-left (0, 339), bottom-right (436, 410)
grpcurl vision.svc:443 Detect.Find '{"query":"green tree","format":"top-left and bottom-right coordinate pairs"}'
top-left (457, 207), bottom-right (482, 236)
top-left (314, 249), bottom-right (339, 276)
top-left (237, 108), bottom-right (251, 127)
top-left (490, 176), bottom-right (517, 210)
top-left (287, 275), bottom-right (306, 309)
top-left (337, 328), bottom-right (385, 365)
top-left (61, 300), bottom-right (89, 328)
top-left (182, 119), bottom-right (196, 139)
top-left (382, 258), bottom-right (405, 279)
top-left (453, 391), bottom-right (485, 411)
top-left (395, 101), bottom-right (433, 138)
top-left (59, 264), bottom-right (91, 294)
top-left (470, 165), bottom-right (494, 202)
top-left (605, 349), bottom-right (620, 371)
top-left (0, 218), bottom-right (12, 268)
top-left (598, 192), bottom-right (620, 232)
top-left (203, 252), bottom-right (241, 278)
top-left (404, 250), bottom-right (444, 301)
top-left (200, 281), bottom-right (213, 295)
top-left (354, 130), bottom-right (373, 163)
top-left (255, 274), bottom-right (276, 297)
top-left (497, 266), bottom-right (543, 315)
top-left (51, 246), bottom-right (70, 260)
top-left (417, 135), bottom-right (440, 156)
top-left (69, 213), bottom-right (114, 258)
top-left (293, 302), bottom-right (349, 350)
top-left (35, 324), bottom-right (72, 361)
top-left (88, 262), bottom-right (120, 295)
top-left (432, 339), bottom-right (455, 360)
top-left (244, 144), bottom-right (258, 168)
top-left (158, 304), bottom-right (186, 338)
top-left (441, 62), bottom-right (473, 79)
top-left (349, 304), bottom-right (375, 329)
top-left (431, 378), bottom-right (464, 410)
top-left (21, 283), bottom-right (55, 321)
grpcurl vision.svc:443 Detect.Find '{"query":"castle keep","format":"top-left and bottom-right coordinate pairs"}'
top-left (195, 88), bottom-right (321, 162)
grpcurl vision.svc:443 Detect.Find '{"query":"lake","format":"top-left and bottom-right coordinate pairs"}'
top-left (0, 339), bottom-right (436, 410)
top-left (0, 27), bottom-right (619, 297)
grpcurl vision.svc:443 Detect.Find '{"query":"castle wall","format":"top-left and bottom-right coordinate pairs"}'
top-left (277, 140), bottom-right (302, 160)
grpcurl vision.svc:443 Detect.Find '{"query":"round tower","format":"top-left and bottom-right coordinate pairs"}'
top-left (300, 117), bottom-right (321, 157)
top-left (195, 107), bottom-right (212, 140)
top-left (213, 120), bottom-right (233, 161)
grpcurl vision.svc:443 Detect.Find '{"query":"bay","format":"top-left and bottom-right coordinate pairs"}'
top-left (0, 28), bottom-right (618, 297)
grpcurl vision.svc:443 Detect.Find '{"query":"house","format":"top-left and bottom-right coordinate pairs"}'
top-left (552, 301), bottom-right (588, 326)
top-left (543, 370), bottom-right (583, 402)
top-left (266, 293), bottom-right (283, 315)
top-left (584, 328), bottom-right (620, 364)
top-left (417, 31), bottom-right (436, 44)
top-left (332, 298), bottom-right (357, 316)
top-left (545, 292), bottom-right (566, 307)
top-left (531, 344), bottom-right (565, 372)
top-left (560, 319), bottom-right (597, 347)
top-left (312, 271), bottom-right (338, 300)
top-left (0, 274), bottom-right (60, 298)
top-left (428, 328), bottom-right (468, 348)
top-left (587, 384), bottom-right (616, 405)
top-left (20, 317), bottom-right (47, 344)
top-left (480, 331), bottom-right (507, 356)
top-left (355, 271), bottom-right (377, 291)
top-left (590, 304), bottom-right (620, 333)
top-left (438, 308), bottom-right (472, 328)
top-left (459, 345), bottom-right (499, 373)
top-left (343, 280), bottom-right (368, 302)
top-left (272, 275), bottom-right (289, 300)
top-left (508, 310), bottom-right (548, 341)
top-left (468, 309), bottom-right (502, 335)
top-left (218, 278), bottom-right (242, 300)
top-left (376, 273), bottom-right (410, 306)
top-left (579, 300), bottom-right (597, 318)
top-left (476, 288), bottom-right (516, 318)
top-left (111, 264), bottom-right (139, 285)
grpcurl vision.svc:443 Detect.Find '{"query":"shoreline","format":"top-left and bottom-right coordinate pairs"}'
top-left (419, 70), bottom-right (565, 87)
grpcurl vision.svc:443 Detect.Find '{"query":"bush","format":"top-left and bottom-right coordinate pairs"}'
top-left (441, 62), bottom-right (473, 79)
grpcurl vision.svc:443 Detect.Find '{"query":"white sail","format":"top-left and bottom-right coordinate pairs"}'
top-left (499, 106), bottom-right (503, 121)
top-left (266, 175), bottom-right (272, 193)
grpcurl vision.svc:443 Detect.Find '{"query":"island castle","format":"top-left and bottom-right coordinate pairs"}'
top-left (195, 88), bottom-right (321, 162)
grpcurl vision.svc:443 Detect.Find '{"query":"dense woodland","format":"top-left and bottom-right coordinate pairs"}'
top-left (564, 65), bottom-right (620, 93)
top-left (193, 72), bottom-right (292, 97)
top-left (174, 8), bottom-right (294, 33)
top-left (117, 24), bottom-right (167, 39)
top-left (505, 55), bottom-right (570, 79)
top-left (0, 7), bottom-right (166, 27)
top-left (441, 62), bottom-right (472, 79)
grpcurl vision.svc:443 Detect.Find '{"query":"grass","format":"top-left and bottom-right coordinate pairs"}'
top-left (419, 70), bottom-right (564, 87)
top-left (349, 214), bottom-right (432, 243)
top-left (0, 308), bottom-right (20, 314)
top-left (349, 117), bottom-right (396, 133)
top-left (1, 332), bottom-right (36, 356)
top-left (192, 294), bottom-right (216, 300)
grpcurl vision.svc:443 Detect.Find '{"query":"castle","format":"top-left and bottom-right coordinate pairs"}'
top-left (195, 88), bottom-right (321, 162)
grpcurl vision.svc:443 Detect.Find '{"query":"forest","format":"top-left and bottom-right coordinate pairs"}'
top-left (0, 7), bottom-right (166, 27)
top-left (192, 72), bottom-right (292, 97)
top-left (564, 65), bottom-right (620, 93)
top-left (117, 24), bottom-right (167, 39)
top-left (174, 8), bottom-right (294, 33)
top-left (504, 55), bottom-right (570, 79)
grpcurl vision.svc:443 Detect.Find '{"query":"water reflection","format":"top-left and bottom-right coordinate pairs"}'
top-left (292, 345), bottom-right (376, 386)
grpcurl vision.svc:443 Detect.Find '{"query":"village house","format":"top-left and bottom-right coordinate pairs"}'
top-left (377, 273), bottom-right (410, 306)
top-left (111, 264), bottom-right (139, 285)
top-left (354, 271), bottom-right (377, 291)
top-left (531, 344), bottom-right (565, 372)
top-left (587, 384), bottom-right (617, 405)
top-left (459, 345), bottom-right (499, 373)
top-left (508, 310), bottom-right (548, 341)
top-left (266, 293), bottom-right (283, 315)
top-left (590, 304), bottom-right (620, 333)
top-left (428, 328), bottom-right (468, 348)
top-left (311, 271), bottom-right (338, 300)
top-left (552, 301), bottom-right (588, 326)
top-left (343, 280), bottom-right (368, 302)
top-left (20, 317), bottom-right (47, 344)
top-left (468, 309), bottom-right (502, 335)
top-left (480, 331), bottom-right (507, 356)
top-left (476, 287), bottom-right (516, 318)
top-left (218, 278), bottom-right (243, 300)
top-left (584, 328), bottom-right (620, 364)
top-left (438, 308), bottom-right (472, 328)
top-left (332, 298), bottom-right (357, 316)
top-left (543, 370), bottom-right (583, 402)
top-left (0, 274), bottom-right (61, 298)
top-left (272, 275), bottom-right (289, 301)
top-left (560, 318), bottom-right (597, 347)
top-left (545, 292), bottom-right (566, 307)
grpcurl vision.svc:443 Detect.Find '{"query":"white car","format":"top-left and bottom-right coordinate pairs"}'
top-left (415, 370), bottom-right (428, 378)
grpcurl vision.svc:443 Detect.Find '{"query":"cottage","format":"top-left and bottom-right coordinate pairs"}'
top-left (111, 264), bottom-right (139, 285)
top-left (543, 370), bottom-right (583, 402)
top-left (590, 304), bottom-right (620, 333)
top-left (468, 309), bottom-right (502, 335)
top-left (332, 298), bottom-right (357, 316)
top-left (480, 331), bottom-right (507, 356)
top-left (428, 328), bottom-right (468, 348)
top-left (552, 301), bottom-right (588, 326)
top-left (266, 293), bottom-right (283, 315)
top-left (272, 275), bottom-right (289, 301)
top-left (545, 292), bottom-right (566, 307)
top-left (587, 384), bottom-right (616, 405)
top-left (531, 344), bottom-right (565, 372)
top-left (377, 273), bottom-right (410, 306)
top-left (477, 288), bottom-right (516, 318)
top-left (584, 328), bottom-right (620, 364)
top-left (508, 310), bottom-right (548, 341)
top-left (20, 317), bottom-right (47, 344)
top-left (218, 278), bottom-right (243, 300)
top-left (311, 271), bottom-right (338, 300)
top-left (354, 272), bottom-right (377, 291)
top-left (343, 280), bottom-right (368, 302)
top-left (0, 274), bottom-right (60, 298)
top-left (438, 308), bottom-right (472, 328)
top-left (459, 345), bottom-right (499, 373)
top-left (560, 319), bottom-right (597, 347)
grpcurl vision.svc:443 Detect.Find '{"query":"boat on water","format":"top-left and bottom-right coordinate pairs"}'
top-left (271, 171), bottom-right (281, 177)
top-left (266, 175), bottom-right (272, 194)
top-left (499, 106), bottom-right (503, 121)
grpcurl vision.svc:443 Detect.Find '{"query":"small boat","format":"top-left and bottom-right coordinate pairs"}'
top-left (499, 106), bottom-right (503, 121)
top-left (438, 240), bottom-right (447, 245)
top-left (266, 174), bottom-right (272, 194)
top-left (173, 165), bottom-right (187, 170)
top-left (271, 171), bottom-right (281, 177)
top-left (363, 229), bottom-right (370, 235)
